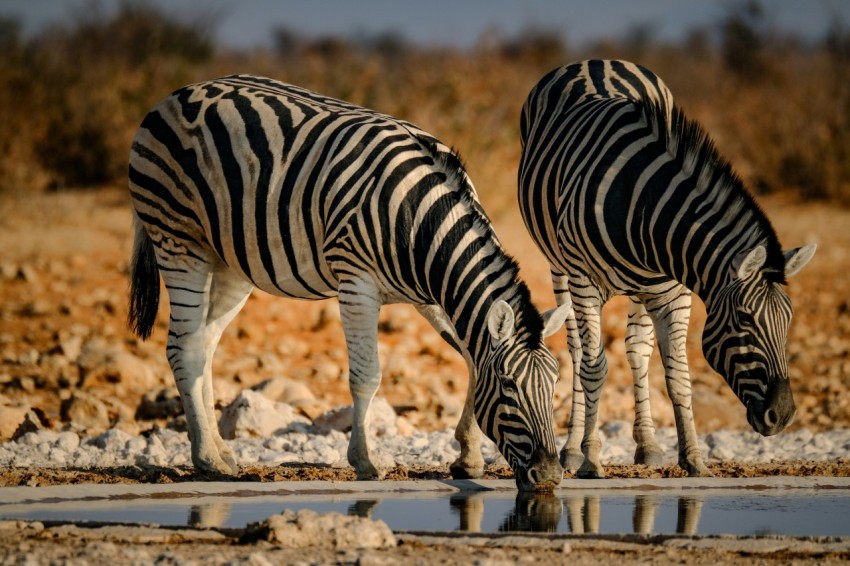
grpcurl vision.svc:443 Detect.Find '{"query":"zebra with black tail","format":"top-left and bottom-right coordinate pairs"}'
top-left (518, 59), bottom-right (816, 478)
top-left (128, 74), bottom-right (570, 491)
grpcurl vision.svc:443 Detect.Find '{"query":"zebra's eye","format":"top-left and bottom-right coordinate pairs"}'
top-left (500, 374), bottom-right (518, 394)
top-left (739, 313), bottom-right (756, 329)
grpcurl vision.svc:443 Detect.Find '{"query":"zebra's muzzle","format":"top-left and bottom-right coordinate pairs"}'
top-left (516, 446), bottom-right (563, 492)
top-left (746, 379), bottom-right (796, 436)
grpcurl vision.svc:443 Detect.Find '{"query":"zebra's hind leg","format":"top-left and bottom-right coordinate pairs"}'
top-left (162, 265), bottom-right (233, 475)
top-left (646, 287), bottom-right (712, 477)
top-left (338, 275), bottom-right (385, 480)
top-left (201, 267), bottom-right (253, 474)
top-left (552, 271), bottom-right (584, 471)
top-left (626, 298), bottom-right (664, 466)
top-left (415, 304), bottom-right (484, 479)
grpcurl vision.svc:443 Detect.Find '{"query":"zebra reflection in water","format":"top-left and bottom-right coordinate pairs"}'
top-left (182, 492), bottom-right (705, 534)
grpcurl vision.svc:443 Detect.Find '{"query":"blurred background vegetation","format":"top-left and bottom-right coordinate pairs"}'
top-left (1, 0), bottom-right (849, 211)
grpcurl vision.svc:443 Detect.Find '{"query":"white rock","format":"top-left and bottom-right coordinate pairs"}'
top-left (53, 431), bottom-right (80, 453)
top-left (251, 377), bottom-right (315, 404)
top-left (219, 390), bottom-right (310, 440)
top-left (263, 509), bottom-right (395, 549)
top-left (312, 397), bottom-right (397, 436)
top-left (90, 429), bottom-right (133, 451)
top-left (601, 420), bottom-right (633, 440)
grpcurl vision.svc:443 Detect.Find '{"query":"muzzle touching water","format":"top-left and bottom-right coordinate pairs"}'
top-left (746, 379), bottom-right (796, 436)
top-left (515, 446), bottom-right (563, 492)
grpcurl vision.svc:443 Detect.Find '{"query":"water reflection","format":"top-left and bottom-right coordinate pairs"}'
top-left (347, 499), bottom-right (380, 518)
top-left (566, 495), bottom-right (600, 533)
top-left (188, 502), bottom-right (232, 528)
top-left (675, 496), bottom-right (704, 535)
top-left (446, 492), bottom-right (705, 534)
top-left (184, 491), bottom-right (706, 534)
top-left (498, 492), bottom-right (563, 533)
top-left (450, 494), bottom-right (484, 531)
top-left (6, 486), bottom-right (842, 535)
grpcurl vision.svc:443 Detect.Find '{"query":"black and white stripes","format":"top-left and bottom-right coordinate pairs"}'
top-left (519, 60), bottom-right (815, 478)
top-left (128, 75), bottom-right (569, 490)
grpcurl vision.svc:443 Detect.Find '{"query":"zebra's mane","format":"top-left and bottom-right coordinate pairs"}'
top-left (424, 140), bottom-right (545, 345)
top-left (641, 99), bottom-right (787, 284)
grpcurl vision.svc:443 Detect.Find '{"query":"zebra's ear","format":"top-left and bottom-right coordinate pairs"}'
top-left (541, 301), bottom-right (571, 339)
top-left (487, 300), bottom-right (515, 345)
top-left (732, 245), bottom-right (767, 281)
top-left (783, 244), bottom-right (816, 278)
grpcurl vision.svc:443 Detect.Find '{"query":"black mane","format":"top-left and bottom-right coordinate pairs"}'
top-left (641, 98), bottom-right (787, 284)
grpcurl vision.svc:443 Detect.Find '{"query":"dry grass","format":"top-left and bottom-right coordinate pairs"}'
top-left (0, 3), bottom-right (848, 210)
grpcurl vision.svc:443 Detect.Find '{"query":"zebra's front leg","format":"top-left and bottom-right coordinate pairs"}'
top-left (626, 299), bottom-right (664, 466)
top-left (451, 386), bottom-right (484, 478)
top-left (164, 270), bottom-right (234, 475)
top-left (648, 289), bottom-right (711, 477)
top-left (574, 292), bottom-right (608, 479)
top-left (552, 271), bottom-right (584, 471)
top-left (415, 304), bottom-right (483, 479)
top-left (338, 276), bottom-right (385, 480)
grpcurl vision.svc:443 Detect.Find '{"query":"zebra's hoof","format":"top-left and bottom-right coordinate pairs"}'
top-left (450, 459), bottom-right (485, 479)
top-left (634, 446), bottom-right (664, 466)
top-left (684, 462), bottom-right (713, 477)
top-left (194, 456), bottom-right (239, 477)
top-left (559, 449), bottom-right (584, 471)
top-left (575, 461), bottom-right (605, 479)
top-left (222, 457), bottom-right (240, 476)
top-left (355, 465), bottom-right (384, 481)
top-left (217, 449), bottom-right (240, 475)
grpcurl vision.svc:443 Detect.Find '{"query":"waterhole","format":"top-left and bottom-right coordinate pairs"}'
top-left (1, 478), bottom-right (848, 537)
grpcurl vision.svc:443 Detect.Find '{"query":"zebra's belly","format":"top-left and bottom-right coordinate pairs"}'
top-left (225, 245), bottom-right (339, 301)
top-left (249, 265), bottom-right (338, 300)
top-left (554, 239), bottom-right (674, 297)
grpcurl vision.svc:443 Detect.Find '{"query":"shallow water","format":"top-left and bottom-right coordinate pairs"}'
top-left (1, 481), bottom-right (849, 537)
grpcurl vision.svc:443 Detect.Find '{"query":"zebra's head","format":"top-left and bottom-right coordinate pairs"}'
top-left (476, 299), bottom-right (570, 492)
top-left (703, 243), bottom-right (816, 436)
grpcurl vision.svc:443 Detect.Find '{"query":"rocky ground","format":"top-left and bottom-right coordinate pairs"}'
top-left (0, 187), bottom-right (848, 564)
top-left (1, 188), bottom-right (847, 440)
top-left (2, 516), bottom-right (849, 566)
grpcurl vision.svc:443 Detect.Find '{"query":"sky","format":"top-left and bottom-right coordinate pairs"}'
top-left (1, 0), bottom-right (848, 50)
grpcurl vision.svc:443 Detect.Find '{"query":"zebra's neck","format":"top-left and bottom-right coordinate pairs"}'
top-left (631, 106), bottom-right (786, 307)
top-left (416, 193), bottom-right (542, 360)
top-left (411, 147), bottom-right (544, 360)
top-left (672, 192), bottom-right (778, 307)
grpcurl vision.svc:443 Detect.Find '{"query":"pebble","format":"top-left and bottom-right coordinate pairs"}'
top-left (0, 415), bottom-right (847, 472)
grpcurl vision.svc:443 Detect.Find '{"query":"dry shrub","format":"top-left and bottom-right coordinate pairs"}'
top-left (0, 2), bottom-right (214, 193)
top-left (0, 2), bottom-right (848, 206)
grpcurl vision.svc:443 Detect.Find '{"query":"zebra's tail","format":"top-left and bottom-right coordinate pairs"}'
top-left (128, 218), bottom-right (160, 340)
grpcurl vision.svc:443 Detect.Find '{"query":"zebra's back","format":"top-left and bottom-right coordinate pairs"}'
top-left (519, 61), bottom-right (679, 291)
top-left (129, 74), bottom-right (449, 300)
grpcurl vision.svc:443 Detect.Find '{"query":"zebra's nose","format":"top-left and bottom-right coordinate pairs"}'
top-left (764, 408), bottom-right (778, 428)
top-left (749, 379), bottom-right (796, 436)
top-left (517, 446), bottom-right (563, 492)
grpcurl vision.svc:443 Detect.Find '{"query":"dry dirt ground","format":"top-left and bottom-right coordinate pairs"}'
top-left (1, 188), bottom-right (848, 436)
top-left (1, 188), bottom-right (849, 564)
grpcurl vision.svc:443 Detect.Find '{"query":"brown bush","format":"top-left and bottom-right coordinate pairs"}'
top-left (0, 2), bottom-right (848, 206)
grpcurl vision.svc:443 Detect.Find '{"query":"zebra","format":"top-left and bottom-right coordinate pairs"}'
top-left (127, 74), bottom-right (570, 491)
top-left (518, 59), bottom-right (816, 478)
